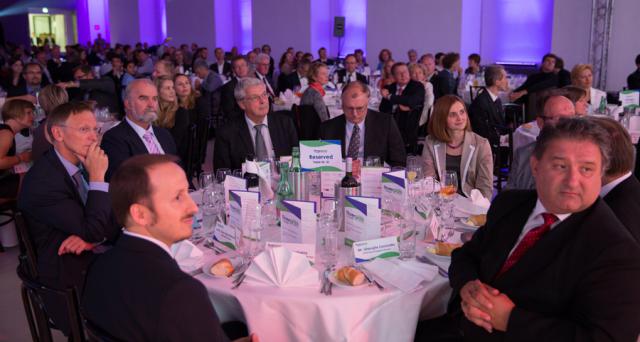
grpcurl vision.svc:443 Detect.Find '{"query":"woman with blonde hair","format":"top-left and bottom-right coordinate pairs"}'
top-left (300, 62), bottom-right (330, 122)
top-left (422, 95), bottom-right (493, 198)
top-left (571, 63), bottom-right (607, 113)
top-left (409, 63), bottom-right (435, 127)
top-left (32, 84), bottom-right (69, 161)
top-left (155, 76), bottom-right (191, 164)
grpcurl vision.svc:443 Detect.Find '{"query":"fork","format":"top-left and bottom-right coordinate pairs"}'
top-left (320, 268), bottom-right (330, 294)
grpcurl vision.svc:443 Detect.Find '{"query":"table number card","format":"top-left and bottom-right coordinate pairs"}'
top-left (361, 167), bottom-right (390, 197)
top-left (344, 196), bottom-right (382, 246)
top-left (280, 200), bottom-right (317, 244)
top-left (213, 222), bottom-right (237, 253)
top-left (619, 90), bottom-right (640, 109)
top-left (381, 170), bottom-right (407, 215)
top-left (352, 236), bottom-right (400, 263)
top-left (299, 140), bottom-right (343, 171)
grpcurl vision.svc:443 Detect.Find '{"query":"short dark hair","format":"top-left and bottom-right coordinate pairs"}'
top-left (468, 53), bottom-right (481, 65)
top-left (542, 53), bottom-right (557, 63)
top-left (442, 53), bottom-right (460, 69)
top-left (533, 117), bottom-right (610, 173)
top-left (589, 117), bottom-right (634, 176)
top-left (110, 154), bottom-right (179, 226)
top-left (73, 64), bottom-right (92, 76)
top-left (484, 65), bottom-right (505, 87)
top-left (47, 101), bottom-right (94, 139)
top-left (231, 55), bottom-right (247, 67)
top-left (24, 62), bottom-right (42, 73)
top-left (635, 54), bottom-right (640, 66)
top-left (391, 62), bottom-right (407, 75)
top-left (555, 57), bottom-right (565, 69)
top-left (435, 52), bottom-right (445, 62)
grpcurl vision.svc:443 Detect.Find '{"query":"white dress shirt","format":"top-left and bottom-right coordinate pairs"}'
top-left (245, 115), bottom-right (275, 159)
top-left (122, 230), bottom-right (173, 257)
top-left (345, 120), bottom-right (365, 159)
top-left (125, 117), bottom-right (165, 154)
top-left (508, 199), bottom-right (571, 257)
top-left (600, 172), bottom-right (633, 197)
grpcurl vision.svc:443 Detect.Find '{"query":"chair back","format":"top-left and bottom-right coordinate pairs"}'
top-left (18, 268), bottom-right (86, 342)
top-left (184, 123), bottom-right (198, 183)
top-left (504, 103), bottom-right (526, 130)
top-left (14, 211), bottom-right (38, 279)
top-left (296, 104), bottom-right (321, 140)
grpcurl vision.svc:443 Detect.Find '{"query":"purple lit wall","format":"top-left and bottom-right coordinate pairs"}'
top-left (252, 0), bottom-right (310, 56)
top-left (138, 0), bottom-right (166, 45)
top-left (310, 0), bottom-right (366, 58)
top-left (481, 0), bottom-right (554, 64)
top-left (76, 0), bottom-right (110, 44)
top-left (165, 0), bottom-right (214, 49)
top-left (109, 0), bottom-right (140, 45)
top-left (214, 0), bottom-right (253, 53)
top-left (460, 0), bottom-right (482, 69)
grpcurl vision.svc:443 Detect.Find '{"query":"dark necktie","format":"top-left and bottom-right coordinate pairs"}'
top-left (254, 124), bottom-right (268, 160)
top-left (347, 124), bottom-right (360, 159)
top-left (497, 213), bottom-right (558, 277)
top-left (72, 168), bottom-right (89, 204)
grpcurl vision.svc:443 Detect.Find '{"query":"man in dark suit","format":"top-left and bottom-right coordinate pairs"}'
top-left (320, 81), bottom-right (406, 167)
top-left (469, 65), bottom-right (509, 148)
top-left (335, 54), bottom-right (367, 85)
top-left (220, 56), bottom-right (250, 124)
top-left (254, 53), bottom-right (277, 100)
top-left (627, 54), bottom-right (640, 90)
top-left (214, 78), bottom-right (298, 172)
top-left (379, 62), bottom-right (425, 153)
top-left (83, 154), bottom-right (257, 342)
top-left (7, 62), bottom-right (43, 97)
top-left (62, 64), bottom-right (120, 114)
top-left (104, 54), bottom-right (125, 116)
top-left (210, 47), bottom-right (232, 79)
top-left (446, 118), bottom-right (640, 341)
top-left (282, 59), bottom-right (311, 94)
top-left (591, 117), bottom-right (640, 243)
top-left (18, 102), bottom-right (120, 335)
top-left (510, 53), bottom-right (559, 104)
top-left (101, 79), bottom-right (178, 181)
top-left (314, 47), bottom-right (335, 66)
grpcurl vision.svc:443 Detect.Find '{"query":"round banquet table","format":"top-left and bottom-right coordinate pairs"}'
top-left (195, 245), bottom-right (451, 342)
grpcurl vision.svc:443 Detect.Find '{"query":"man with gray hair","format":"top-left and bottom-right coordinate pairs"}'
top-left (253, 53), bottom-right (276, 100)
top-left (101, 78), bottom-right (178, 181)
top-left (282, 59), bottom-right (311, 93)
top-left (445, 117), bottom-right (640, 341)
top-left (213, 77), bottom-right (298, 171)
top-left (469, 65), bottom-right (509, 148)
top-left (506, 94), bottom-right (575, 190)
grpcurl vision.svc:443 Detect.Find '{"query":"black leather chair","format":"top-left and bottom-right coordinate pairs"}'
top-left (294, 104), bottom-right (321, 141)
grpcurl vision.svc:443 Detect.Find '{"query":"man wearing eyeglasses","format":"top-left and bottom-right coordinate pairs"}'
top-left (213, 77), bottom-right (298, 172)
top-left (319, 81), bottom-right (406, 167)
top-left (506, 94), bottom-right (575, 190)
top-left (18, 101), bottom-right (120, 336)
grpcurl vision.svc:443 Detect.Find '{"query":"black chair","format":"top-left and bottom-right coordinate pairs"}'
top-left (296, 104), bottom-right (321, 140)
top-left (0, 198), bottom-right (17, 252)
top-left (19, 269), bottom-right (87, 342)
top-left (84, 318), bottom-right (122, 342)
top-left (192, 115), bottom-right (213, 180)
top-left (184, 123), bottom-right (199, 186)
top-left (14, 211), bottom-right (38, 279)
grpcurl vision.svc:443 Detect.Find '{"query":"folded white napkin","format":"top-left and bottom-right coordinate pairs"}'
top-left (364, 258), bottom-right (428, 293)
top-left (453, 190), bottom-right (490, 216)
top-left (244, 247), bottom-right (318, 288)
top-left (171, 240), bottom-right (204, 273)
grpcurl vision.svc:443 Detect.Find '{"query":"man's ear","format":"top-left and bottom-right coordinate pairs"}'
top-left (530, 154), bottom-right (539, 180)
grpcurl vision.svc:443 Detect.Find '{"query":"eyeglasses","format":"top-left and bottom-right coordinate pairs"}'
top-left (58, 125), bottom-right (100, 134)
top-left (244, 92), bottom-right (269, 102)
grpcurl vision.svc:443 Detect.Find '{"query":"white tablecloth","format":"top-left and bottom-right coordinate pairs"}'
top-left (196, 244), bottom-right (451, 342)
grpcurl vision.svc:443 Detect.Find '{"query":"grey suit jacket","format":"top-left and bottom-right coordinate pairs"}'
top-left (505, 142), bottom-right (536, 190)
top-left (422, 132), bottom-right (494, 198)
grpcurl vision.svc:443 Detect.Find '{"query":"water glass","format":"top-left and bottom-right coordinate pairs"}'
top-left (232, 169), bottom-right (243, 178)
top-left (406, 155), bottom-right (424, 182)
top-left (364, 156), bottom-right (382, 167)
top-left (319, 210), bottom-right (339, 267)
top-left (261, 199), bottom-right (278, 231)
top-left (216, 168), bottom-right (231, 184)
top-left (439, 170), bottom-right (458, 202)
top-left (397, 217), bottom-right (416, 259)
top-left (199, 172), bottom-right (215, 190)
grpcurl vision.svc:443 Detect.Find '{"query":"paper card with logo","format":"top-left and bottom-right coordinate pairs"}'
top-left (212, 222), bottom-right (237, 253)
top-left (344, 196), bottom-right (382, 246)
top-left (299, 140), bottom-right (343, 171)
top-left (228, 190), bottom-right (260, 233)
top-left (352, 236), bottom-right (400, 263)
top-left (381, 170), bottom-right (407, 215)
top-left (224, 176), bottom-right (247, 209)
top-left (280, 200), bottom-right (317, 244)
top-left (361, 166), bottom-right (390, 197)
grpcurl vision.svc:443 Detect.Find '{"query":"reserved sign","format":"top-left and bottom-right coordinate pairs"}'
top-left (299, 140), bottom-right (343, 171)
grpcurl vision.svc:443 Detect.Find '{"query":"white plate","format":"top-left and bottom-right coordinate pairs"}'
top-left (458, 218), bottom-right (480, 229)
top-left (202, 255), bottom-right (242, 278)
top-left (329, 270), bottom-right (369, 288)
top-left (452, 197), bottom-right (489, 216)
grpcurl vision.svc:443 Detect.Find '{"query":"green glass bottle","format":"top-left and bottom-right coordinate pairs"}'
top-left (276, 161), bottom-right (293, 216)
top-left (289, 147), bottom-right (306, 200)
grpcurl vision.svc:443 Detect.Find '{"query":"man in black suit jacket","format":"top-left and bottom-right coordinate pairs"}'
top-left (335, 54), bottom-right (367, 85)
top-left (64, 64), bottom-right (120, 114)
top-left (220, 56), bottom-right (250, 124)
top-left (210, 47), bottom-right (233, 79)
top-left (510, 53), bottom-right (559, 104)
top-left (379, 62), bottom-right (425, 153)
top-left (214, 78), bottom-right (298, 172)
top-left (446, 118), bottom-right (640, 341)
top-left (18, 102), bottom-right (120, 335)
top-left (591, 117), bottom-right (640, 243)
top-left (101, 79), bottom-right (178, 181)
top-left (282, 59), bottom-right (311, 94)
top-left (320, 81), bottom-right (406, 167)
top-left (83, 155), bottom-right (256, 342)
top-left (314, 47), bottom-right (335, 66)
top-left (469, 65), bottom-right (509, 148)
top-left (627, 54), bottom-right (640, 90)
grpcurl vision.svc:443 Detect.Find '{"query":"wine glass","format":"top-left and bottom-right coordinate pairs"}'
top-left (198, 172), bottom-right (214, 190)
top-left (216, 168), bottom-right (231, 184)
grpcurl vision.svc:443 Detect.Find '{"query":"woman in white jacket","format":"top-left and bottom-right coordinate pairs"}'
top-left (571, 64), bottom-right (607, 114)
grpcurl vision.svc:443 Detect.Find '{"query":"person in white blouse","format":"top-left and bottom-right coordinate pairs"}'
top-left (408, 63), bottom-right (434, 127)
top-left (570, 64), bottom-right (607, 114)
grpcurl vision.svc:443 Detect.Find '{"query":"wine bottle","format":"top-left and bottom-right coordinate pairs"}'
top-left (243, 154), bottom-right (260, 192)
top-left (340, 158), bottom-right (361, 195)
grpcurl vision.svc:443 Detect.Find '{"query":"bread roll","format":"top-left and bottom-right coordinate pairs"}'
top-left (435, 242), bottom-right (463, 256)
top-left (336, 267), bottom-right (365, 286)
top-left (210, 258), bottom-right (234, 277)
top-left (469, 214), bottom-right (487, 226)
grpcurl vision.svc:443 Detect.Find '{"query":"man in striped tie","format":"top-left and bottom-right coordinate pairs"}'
top-left (435, 118), bottom-right (640, 341)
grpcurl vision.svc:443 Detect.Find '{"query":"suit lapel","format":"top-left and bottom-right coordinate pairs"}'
top-left (238, 117), bottom-right (255, 155)
top-left (363, 111), bottom-right (374, 157)
top-left (46, 150), bottom-right (84, 205)
top-left (123, 120), bottom-right (150, 154)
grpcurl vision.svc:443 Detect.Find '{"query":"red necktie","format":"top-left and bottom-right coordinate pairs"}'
top-left (497, 213), bottom-right (557, 277)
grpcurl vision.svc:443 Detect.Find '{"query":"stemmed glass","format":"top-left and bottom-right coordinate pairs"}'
top-left (198, 172), bottom-right (214, 190)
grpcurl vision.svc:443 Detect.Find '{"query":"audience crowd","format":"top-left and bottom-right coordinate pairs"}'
top-left (2, 36), bottom-right (640, 341)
